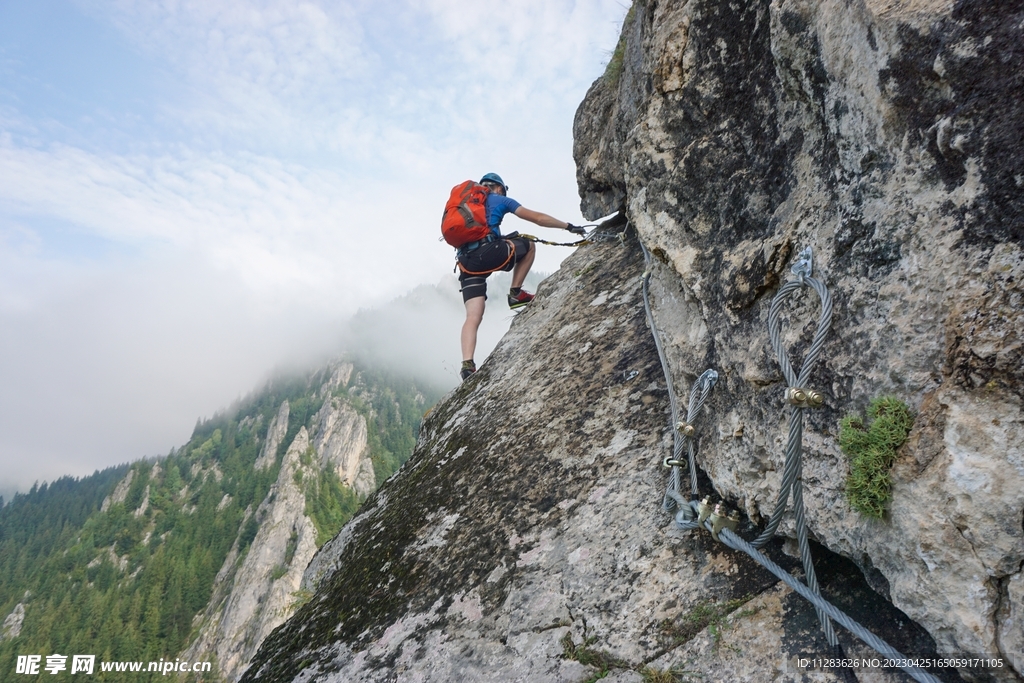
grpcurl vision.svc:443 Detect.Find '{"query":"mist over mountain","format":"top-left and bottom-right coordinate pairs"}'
top-left (0, 356), bottom-right (442, 681)
top-left (0, 268), bottom-right (548, 497)
top-left (336, 270), bottom-right (548, 391)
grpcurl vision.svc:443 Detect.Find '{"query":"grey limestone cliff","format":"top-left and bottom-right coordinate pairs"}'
top-left (183, 428), bottom-right (322, 680)
top-left (241, 236), bottom-right (947, 682)
top-left (575, 0), bottom-right (1022, 679)
top-left (1, 602), bottom-right (25, 641)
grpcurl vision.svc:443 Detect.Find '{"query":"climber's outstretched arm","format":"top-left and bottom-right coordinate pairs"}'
top-left (514, 206), bottom-right (569, 230)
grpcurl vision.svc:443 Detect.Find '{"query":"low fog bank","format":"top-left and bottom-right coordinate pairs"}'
top-left (338, 270), bottom-right (548, 391)
top-left (0, 485), bottom-right (17, 507)
top-left (0, 269), bottom-right (546, 496)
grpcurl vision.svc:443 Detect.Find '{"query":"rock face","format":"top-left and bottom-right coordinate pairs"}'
top-left (1, 602), bottom-right (24, 640)
top-left (573, 0), bottom-right (1023, 679)
top-left (243, 237), bottom-right (948, 682)
top-left (254, 402), bottom-right (290, 472)
top-left (241, 0), bottom-right (1021, 681)
top-left (100, 469), bottom-right (134, 512)
top-left (183, 428), bottom-right (321, 681)
top-left (311, 396), bottom-right (376, 499)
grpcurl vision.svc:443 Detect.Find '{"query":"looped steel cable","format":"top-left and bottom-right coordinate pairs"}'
top-left (639, 238), bottom-right (718, 527)
top-left (750, 247), bottom-right (837, 648)
top-left (664, 369), bottom-right (718, 524)
top-left (752, 273), bottom-right (833, 545)
top-left (644, 243), bottom-right (940, 681)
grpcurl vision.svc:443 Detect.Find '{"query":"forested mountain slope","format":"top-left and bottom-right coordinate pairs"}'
top-left (0, 361), bottom-right (441, 681)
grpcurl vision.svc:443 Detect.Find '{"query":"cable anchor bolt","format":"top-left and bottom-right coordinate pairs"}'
top-left (790, 246), bottom-right (814, 282)
top-left (697, 496), bottom-right (713, 524)
top-left (676, 422), bottom-right (696, 437)
top-left (698, 369), bottom-right (719, 392)
top-left (785, 387), bottom-right (825, 408)
top-left (663, 457), bottom-right (686, 468)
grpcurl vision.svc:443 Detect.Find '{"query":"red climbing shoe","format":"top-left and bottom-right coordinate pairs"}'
top-left (508, 289), bottom-right (534, 310)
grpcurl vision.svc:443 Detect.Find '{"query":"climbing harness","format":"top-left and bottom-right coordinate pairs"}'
top-left (640, 239), bottom-right (941, 683)
top-left (455, 224), bottom-right (605, 275)
top-left (456, 240), bottom-right (516, 276)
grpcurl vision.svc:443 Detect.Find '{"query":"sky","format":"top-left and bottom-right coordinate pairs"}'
top-left (0, 0), bottom-right (628, 495)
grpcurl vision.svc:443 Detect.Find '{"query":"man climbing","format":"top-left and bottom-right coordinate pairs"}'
top-left (457, 172), bottom-right (584, 381)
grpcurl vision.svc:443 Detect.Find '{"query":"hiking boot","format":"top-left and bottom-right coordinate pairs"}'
top-left (508, 289), bottom-right (534, 309)
top-left (460, 361), bottom-right (476, 381)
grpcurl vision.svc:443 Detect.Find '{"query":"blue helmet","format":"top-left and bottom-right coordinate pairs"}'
top-left (480, 173), bottom-right (507, 192)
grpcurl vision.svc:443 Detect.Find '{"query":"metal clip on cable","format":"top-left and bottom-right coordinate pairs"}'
top-left (785, 387), bottom-right (825, 408)
top-left (791, 245), bottom-right (813, 282)
top-left (662, 369), bottom-right (719, 525)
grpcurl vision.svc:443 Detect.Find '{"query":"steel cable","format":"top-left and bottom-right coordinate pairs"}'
top-left (717, 526), bottom-right (942, 683)
top-left (639, 240), bottom-right (717, 526)
top-left (642, 242), bottom-right (939, 681)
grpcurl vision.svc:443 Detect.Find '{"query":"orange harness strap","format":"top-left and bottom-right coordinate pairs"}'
top-left (456, 239), bottom-right (516, 276)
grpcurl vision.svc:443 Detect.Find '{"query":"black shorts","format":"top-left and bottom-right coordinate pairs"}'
top-left (458, 237), bottom-right (531, 302)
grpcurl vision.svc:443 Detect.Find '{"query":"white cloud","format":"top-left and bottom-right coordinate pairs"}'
top-left (0, 0), bottom-right (629, 490)
top-left (0, 251), bottom-right (353, 490)
top-left (0, 140), bottom-right (454, 300)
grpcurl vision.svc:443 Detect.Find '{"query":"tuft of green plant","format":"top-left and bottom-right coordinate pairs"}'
top-left (560, 619), bottom-right (701, 682)
top-left (303, 467), bottom-right (360, 546)
top-left (604, 4), bottom-right (637, 86)
top-left (839, 396), bottom-right (914, 519)
top-left (641, 665), bottom-right (695, 682)
top-left (574, 262), bottom-right (597, 278)
top-left (289, 588), bottom-right (313, 611)
top-left (659, 596), bottom-right (756, 652)
top-left (560, 630), bottom-right (629, 681)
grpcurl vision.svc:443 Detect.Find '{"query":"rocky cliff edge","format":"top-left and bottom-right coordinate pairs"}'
top-left (574, 0), bottom-right (1022, 679)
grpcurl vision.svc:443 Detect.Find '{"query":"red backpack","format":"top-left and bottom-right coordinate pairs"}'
top-left (441, 181), bottom-right (491, 247)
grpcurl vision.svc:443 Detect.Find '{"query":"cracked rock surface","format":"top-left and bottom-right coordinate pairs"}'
top-left (575, 0), bottom-right (1023, 680)
top-left (244, 237), bottom-right (953, 682)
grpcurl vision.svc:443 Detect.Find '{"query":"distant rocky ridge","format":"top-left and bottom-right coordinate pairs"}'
top-left (68, 361), bottom-right (379, 681)
top-left (1, 601), bottom-right (24, 641)
top-left (180, 362), bottom-right (379, 681)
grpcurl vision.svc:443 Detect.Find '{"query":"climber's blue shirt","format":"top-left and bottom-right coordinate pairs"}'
top-left (485, 194), bottom-right (522, 238)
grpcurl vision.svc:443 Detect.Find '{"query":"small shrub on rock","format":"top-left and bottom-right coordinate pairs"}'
top-left (840, 396), bottom-right (914, 519)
